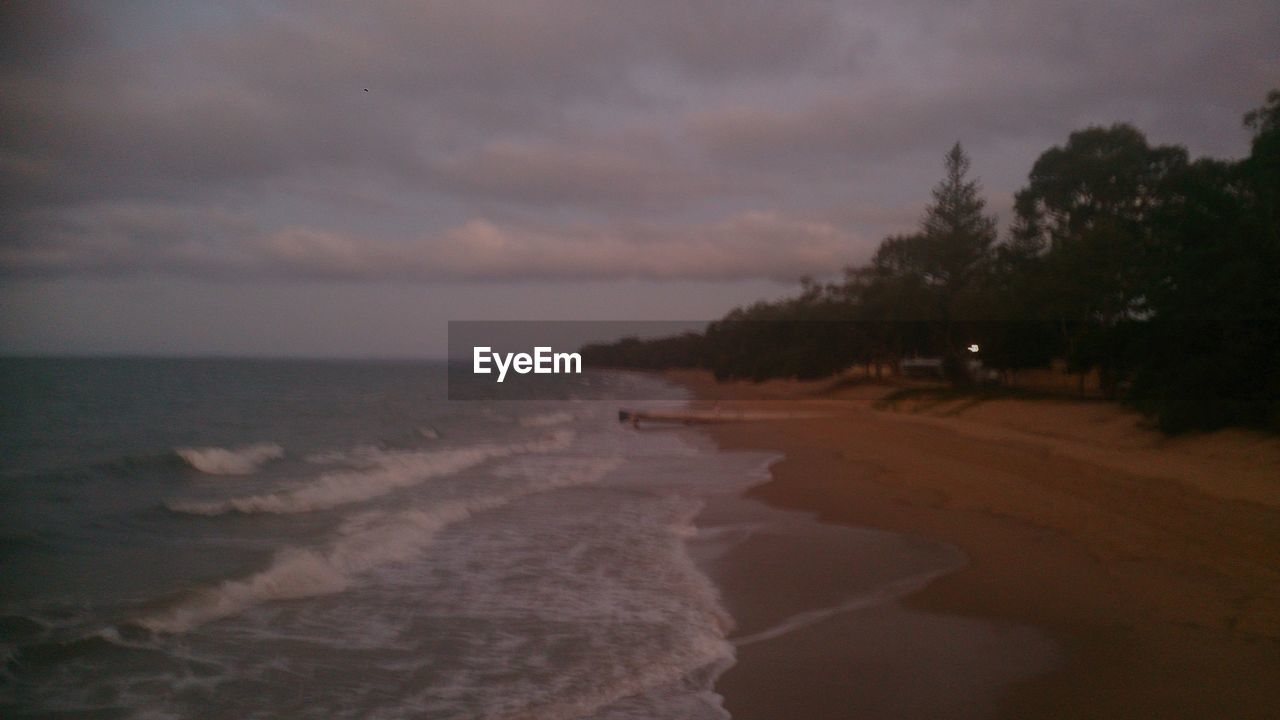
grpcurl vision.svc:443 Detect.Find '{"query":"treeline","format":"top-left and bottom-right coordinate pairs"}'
top-left (581, 91), bottom-right (1280, 433)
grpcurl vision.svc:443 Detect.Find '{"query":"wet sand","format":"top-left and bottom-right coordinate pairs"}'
top-left (669, 371), bottom-right (1280, 719)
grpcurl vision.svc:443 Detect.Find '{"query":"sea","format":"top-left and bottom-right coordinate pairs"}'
top-left (0, 358), bottom-right (786, 719)
top-left (1, 358), bottom-right (992, 719)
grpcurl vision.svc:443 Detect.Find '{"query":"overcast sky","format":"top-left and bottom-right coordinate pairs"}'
top-left (2, 0), bottom-right (1276, 357)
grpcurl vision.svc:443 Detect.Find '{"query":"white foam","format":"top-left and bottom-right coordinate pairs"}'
top-left (519, 411), bottom-right (574, 428)
top-left (174, 443), bottom-right (284, 475)
top-left (732, 563), bottom-right (963, 647)
top-left (510, 635), bottom-right (734, 720)
top-left (140, 451), bottom-right (621, 633)
top-left (136, 507), bottom-right (465, 633)
top-left (492, 454), bottom-right (623, 492)
top-left (396, 491), bottom-right (735, 720)
top-left (303, 444), bottom-right (390, 467)
top-left (168, 431), bottom-right (574, 516)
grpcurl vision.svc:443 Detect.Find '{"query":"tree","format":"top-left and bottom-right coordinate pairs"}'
top-left (921, 143), bottom-right (999, 295)
top-left (1013, 125), bottom-right (1187, 248)
top-left (1011, 124), bottom-right (1189, 396)
top-left (835, 144), bottom-right (997, 382)
top-left (1124, 94), bottom-right (1280, 431)
top-left (919, 143), bottom-right (998, 382)
top-left (582, 91), bottom-right (1280, 433)
top-left (1242, 90), bottom-right (1280, 228)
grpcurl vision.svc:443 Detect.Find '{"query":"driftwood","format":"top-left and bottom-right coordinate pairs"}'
top-left (618, 408), bottom-right (826, 427)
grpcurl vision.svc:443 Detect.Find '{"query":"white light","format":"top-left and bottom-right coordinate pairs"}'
top-left (967, 344), bottom-right (980, 353)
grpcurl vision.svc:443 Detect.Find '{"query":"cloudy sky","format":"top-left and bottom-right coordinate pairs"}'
top-left (2, 0), bottom-right (1276, 357)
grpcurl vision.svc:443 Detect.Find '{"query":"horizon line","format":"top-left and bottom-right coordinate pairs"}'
top-left (0, 352), bottom-right (452, 363)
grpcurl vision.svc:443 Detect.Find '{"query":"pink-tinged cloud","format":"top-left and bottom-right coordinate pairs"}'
top-left (427, 214), bottom-right (857, 280)
top-left (256, 212), bottom-right (860, 282)
top-left (0, 205), bottom-right (861, 283)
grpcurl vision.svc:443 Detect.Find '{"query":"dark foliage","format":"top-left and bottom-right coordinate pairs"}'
top-left (579, 332), bottom-right (707, 371)
top-left (582, 92), bottom-right (1280, 433)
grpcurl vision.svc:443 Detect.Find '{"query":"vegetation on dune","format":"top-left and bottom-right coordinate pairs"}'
top-left (582, 90), bottom-right (1280, 434)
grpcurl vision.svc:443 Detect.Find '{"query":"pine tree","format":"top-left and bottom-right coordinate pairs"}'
top-left (920, 143), bottom-right (997, 382)
top-left (920, 142), bottom-right (997, 295)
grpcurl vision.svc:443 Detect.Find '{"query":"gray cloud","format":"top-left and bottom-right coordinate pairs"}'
top-left (431, 136), bottom-right (765, 210)
top-left (2, 0), bottom-right (1276, 286)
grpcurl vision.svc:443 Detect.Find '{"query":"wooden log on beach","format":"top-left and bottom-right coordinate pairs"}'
top-left (618, 408), bottom-right (738, 426)
top-left (619, 407), bottom-right (768, 422)
top-left (620, 408), bottom-right (827, 427)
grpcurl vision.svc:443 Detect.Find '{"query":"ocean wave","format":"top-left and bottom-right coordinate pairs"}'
top-left (167, 431), bottom-right (575, 516)
top-left (497, 632), bottom-right (731, 720)
top-left (175, 443), bottom-right (284, 475)
top-left (418, 492), bottom-right (734, 720)
top-left (139, 453), bottom-right (621, 633)
top-left (518, 411), bottom-right (575, 428)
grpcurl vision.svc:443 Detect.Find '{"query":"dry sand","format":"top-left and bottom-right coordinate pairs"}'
top-left (665, 371), bottom-right (1280, 719)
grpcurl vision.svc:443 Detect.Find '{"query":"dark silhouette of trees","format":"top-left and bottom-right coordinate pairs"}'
top-left (579, 332), bottom-right (706, 370)
top-left (831, 144), bottom-right (996, 380)
top-left (702, 280), bottom-right (866, 381)
top-left (1010, 124), bottom-right (1190, 397)
top-left (1122, 95), bottom-right (1280, 431)
top-left (918, 143), bottom-right (998, 382)
top-left (582, 91), bottom-right (1280, 433)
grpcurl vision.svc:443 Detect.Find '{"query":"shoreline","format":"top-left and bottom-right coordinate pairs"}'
top-left (667, 371), bottom-right (1280, 719)
top-left (688, 485), bottom-right (1056, 720)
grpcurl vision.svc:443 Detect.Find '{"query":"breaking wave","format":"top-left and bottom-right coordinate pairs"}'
top-left (167, 431), bottom-right (575, 516)
top-left (138, 454), bottom-right (622, 633)
top-left (174, 443), bottom-right (284, 475)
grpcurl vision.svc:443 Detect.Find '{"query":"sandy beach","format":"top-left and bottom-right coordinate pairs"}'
top-left (667, 371), bottom-right (1280, 719)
